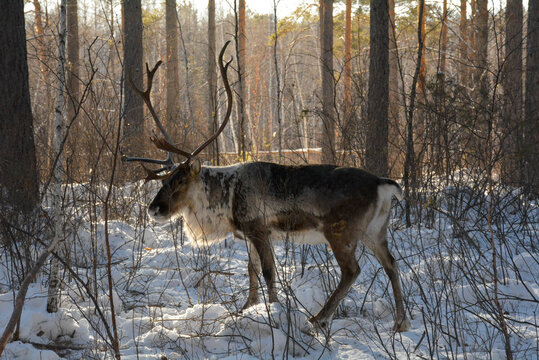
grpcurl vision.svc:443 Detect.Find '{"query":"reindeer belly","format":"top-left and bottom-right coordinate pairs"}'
top-left (267, 210), bottom-right (328, 245)
top-left (269, 228), bottom-right (329, 245)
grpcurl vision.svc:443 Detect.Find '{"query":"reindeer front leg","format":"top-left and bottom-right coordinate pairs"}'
top-left (243, 241), bottom-right (262, 309)
top-left (247, 229), bottom-right (278, 305)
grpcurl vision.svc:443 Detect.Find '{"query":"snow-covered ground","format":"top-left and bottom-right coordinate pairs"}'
top-left (0, 181), bottom-right (537, 359)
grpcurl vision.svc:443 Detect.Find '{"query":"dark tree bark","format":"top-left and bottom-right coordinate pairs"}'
top-left (0, 0), bottom-right (39, 213)
top-left (441, 0), bottom-right (448, 74)
top-left (66, 0), bottom-right (79, 123)
top-left (501, 0), bottom-right (523, 186)
top-left (166, 0), bottom-right (180, 128)
top-left (475, 0), bottom-right (489, 101)
top-left (341, 0), bottom-right (355, 163)
top-left (122, 0), bottom-right (144, 155)
top-left (365, 0), bottom-right (389, 176)
top-left (320, 0), bottom-right (336, 164)
top-left (459, 0), bottom-right (468, 85)
top-left (472, 0), bottom-right (489, 168)
top-left (235, 0), bottom-right (251, 160)
top-left (388, 0), bottom-right (400, 176)
top-left (415, 0), bottom-right (426, 176)
top-left (208, 0), bottom-right (218, 164)
top-left (343, 0), bottom-right (351, 119)
top-left (524, 0), bottom-right (539, 194)
top-left (433, 0), bottom-right (448, 175)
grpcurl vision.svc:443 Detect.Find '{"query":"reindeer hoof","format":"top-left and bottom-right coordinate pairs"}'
top-left (393, 317), bottom-right (411, 332)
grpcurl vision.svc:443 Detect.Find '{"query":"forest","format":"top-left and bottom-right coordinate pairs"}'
top-left (0, 0), bottom-right (538, 359)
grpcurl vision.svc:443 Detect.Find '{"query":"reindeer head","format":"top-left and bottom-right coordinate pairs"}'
top-left (146, 160), bottom-right (201, 220)
top-left (123, 41), bottom-right (233, 222)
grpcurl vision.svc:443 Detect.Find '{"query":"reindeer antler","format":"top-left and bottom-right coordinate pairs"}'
top-left (123, 40), bottom-right (234, 181)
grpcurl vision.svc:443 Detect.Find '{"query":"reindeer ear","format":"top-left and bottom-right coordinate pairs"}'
top-left (190, 158), bottom-right (201, 176)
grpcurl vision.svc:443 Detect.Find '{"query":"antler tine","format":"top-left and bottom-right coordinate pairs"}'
top-left (190, 40), bottom-right (233, 158)
top-left (140, 163), bottom-right (174, 183)
top-left (128, 61), bottom-right (184, 163)
top-left (128, 61), bottom-right (161, 99)
top-left (121, 154), bottom-right (173, 166)
top-left (145, 61), bottom-right (161, 96)
top-left (151, 136), bottom-right (192, 158)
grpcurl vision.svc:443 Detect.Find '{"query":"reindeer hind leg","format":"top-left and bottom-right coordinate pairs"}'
top-left (374, 236), bottom-right (410, 332)
top-left (310, 229), bottom-right (360, 328)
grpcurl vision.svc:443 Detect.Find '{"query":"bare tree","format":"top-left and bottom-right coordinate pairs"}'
top-left (166, 0), bottom-right (180, 128)
top-left (0, 0), bottom-right (39, 213)
top-left (440, 0), bottom-right (448, 75)
top-left (235, 0), bottom-right (251, 160)
top-left (273, 0), bottom-right (283, 163)
top-left (320, 0), bottom-right (336, 164)
top-left (365, 0), bottom-right (389, 176)
top-left (122, 0), bottom-right (144, 155)
top-left (415, 0), bottom-right (426, 175)
top-left (472, 0), bottom-right (489, 168)
top-left (66, 0), bottom-right (79, 124)
top-left (46, 0), bottom-right (67, 314)
top-left (342, 0), bottom-right (352, 156)
top-left (459, 0), bottom-right (468, 85)
top-left (207, 0), bottom-right (219, 163)
top-left (524, 0), bottom-right (539, 194)
top-left (501, 0), bottom-right (523, 185)
top-left (388, 0), bottom-right (400, 175)
top-left (343, 0), bottom-right (351, 119)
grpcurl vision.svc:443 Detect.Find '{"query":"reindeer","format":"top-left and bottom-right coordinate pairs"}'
top-left (123, 41), bottom-right (410, 332)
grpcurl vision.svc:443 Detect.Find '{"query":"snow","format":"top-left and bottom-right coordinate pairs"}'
top-left (0, 181), bottom-right (538, 359)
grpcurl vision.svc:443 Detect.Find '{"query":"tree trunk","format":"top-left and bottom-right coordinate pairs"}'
top-left (403, 0), bottom-right (426, 226)
top-left (65, 0), bottom-right (79, 177)
top-left (122, 0), bottom-right (144, 156)
top-left (459, 0), bottom-right (468, 86)
top-left (342, 0), bottom-right (352, 159)
top-left (365, 0), bottom-right (389, 176)
top-left (415, 0), bottom-right (426, 177)
top-left (524, 0), bottom-right (539, 195)
top-left (33, 0), bottom-right (54, 173)
top-left (207, 0), bottom-right (219, 164)
top-left (33, 0), bottom-right (48, 88)
top-left (66, 0), bottom-right (79, 123)
top-left (0, 0), bottom-right (39, 213)
top-left (475, 0), bottom-right (489, 100)
top-left (388, 0), bottom-right (400, 176)
top-left (320, 0), bottom-right (336, 164)
top-left (235, 0), bottom-right (251, 160)
top-left (46, 0), bottom-right (67, 314)
top-left (433, 0), bottom-right (448, 175)
top-left (166, 0), bottom-right (180, 132)
top-left (441, 0), bottom-right (448, 75)
top-left (501, 0), bottom-right (523, 186)
top-left (273, 0), bottom-right (283, 163)
top-left (473, 0), bottom-right (489, 168)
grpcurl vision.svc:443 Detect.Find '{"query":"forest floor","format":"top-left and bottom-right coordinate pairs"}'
top-left (0, 181), bottom-right (538, 359)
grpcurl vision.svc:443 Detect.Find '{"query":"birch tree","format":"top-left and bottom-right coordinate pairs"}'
top-left (46, 0), bottom-right (67, 314)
